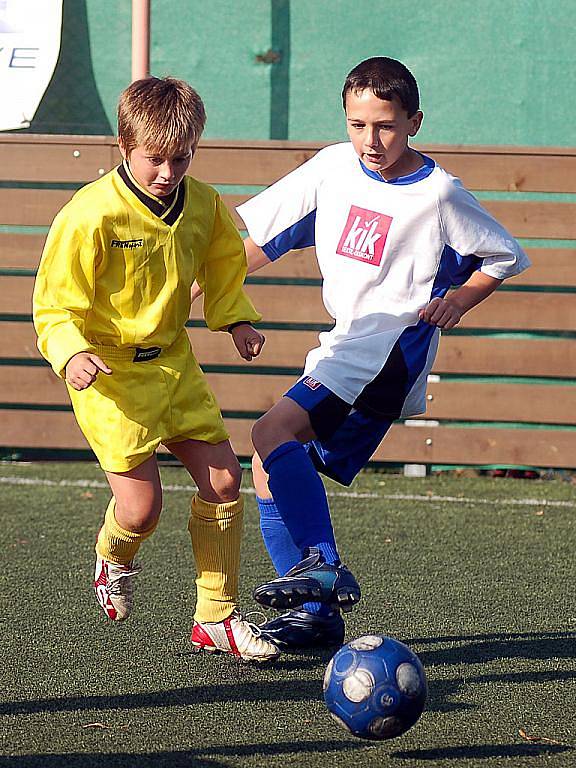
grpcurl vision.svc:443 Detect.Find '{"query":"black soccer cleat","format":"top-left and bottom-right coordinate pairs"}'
top-left (253, 547), bottom-right (361, 613)
top-left (259, 608), bottom-right (345, 652)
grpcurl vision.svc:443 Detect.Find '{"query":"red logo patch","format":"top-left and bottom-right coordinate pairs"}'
top-left (336, 205), bottom-right (392, 266)
top-left (303, 376), bottom-right (321, 390)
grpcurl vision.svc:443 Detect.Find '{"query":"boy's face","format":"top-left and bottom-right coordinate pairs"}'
top-left (345, 89), bottom-right (423, 179)
top-left (118, 140), bottom-right (194, 197)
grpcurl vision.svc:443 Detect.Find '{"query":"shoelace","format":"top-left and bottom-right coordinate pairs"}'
top-left (233, 610), bottom-right (268, 637)
top-left (106, 563), bottom-right (141, 595)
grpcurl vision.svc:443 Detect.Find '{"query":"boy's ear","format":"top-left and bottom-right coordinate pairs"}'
top-left (408, 111), bottom-right (424, 137)
top-left (117, 137), bottom-right (127, 160)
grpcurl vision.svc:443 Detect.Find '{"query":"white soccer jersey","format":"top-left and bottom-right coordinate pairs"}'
top-left (237, 143), bottom-right (530, 419)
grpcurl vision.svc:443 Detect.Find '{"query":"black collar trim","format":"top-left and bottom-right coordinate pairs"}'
top-left (117, 162), bottom-right (185, 223)
top-left (163, 182), bottom-right (185, 225)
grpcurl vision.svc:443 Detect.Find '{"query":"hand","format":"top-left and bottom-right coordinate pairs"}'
top-left (65, 352), bottom-right (112, 390)
top-left (230, 324), bottom-right (265, 361)
top-left (419, 297), bottom-right (463, 329)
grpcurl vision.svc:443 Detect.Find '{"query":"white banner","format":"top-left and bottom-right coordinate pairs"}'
top-left (0, 0), bottom-right (63, 131)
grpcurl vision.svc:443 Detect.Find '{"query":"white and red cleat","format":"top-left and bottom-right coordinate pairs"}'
top-left (94, 555), bottom-right (140, 621)
top-left (191, 610), bottom-right (280, 662)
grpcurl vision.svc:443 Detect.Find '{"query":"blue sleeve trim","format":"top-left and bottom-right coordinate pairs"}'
top-left (431, 245), bottom-right (483, 298)
top-left (261, 209), bottom-right (317, 261)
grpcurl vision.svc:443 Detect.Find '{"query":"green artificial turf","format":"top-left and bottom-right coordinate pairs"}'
top-left (0, 461), bottom-right (574, 767)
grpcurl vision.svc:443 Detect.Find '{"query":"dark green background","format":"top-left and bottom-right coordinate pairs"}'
top-left (24, 0), bottom-right (575, 146)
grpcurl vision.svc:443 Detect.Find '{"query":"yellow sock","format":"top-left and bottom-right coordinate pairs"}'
top-left (96, 498), bottom-right (158, 565)
top-left (188, 493), bottom-right (243, 623)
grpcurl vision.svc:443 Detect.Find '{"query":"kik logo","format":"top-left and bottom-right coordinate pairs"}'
top-left (336, 205), bottom-right (392, 266)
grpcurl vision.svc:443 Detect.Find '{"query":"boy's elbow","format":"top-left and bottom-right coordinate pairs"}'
top-left (244, 238), bottom-right (270, 273)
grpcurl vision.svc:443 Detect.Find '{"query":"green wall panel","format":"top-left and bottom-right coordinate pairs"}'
top-left (21, 0), bottom-right (576, 147)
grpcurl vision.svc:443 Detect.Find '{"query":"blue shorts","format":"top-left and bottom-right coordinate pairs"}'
top-left (285, 376), bottom-right (393, 486)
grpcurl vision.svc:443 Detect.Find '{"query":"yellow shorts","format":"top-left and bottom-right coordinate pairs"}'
top-left (67, 331), bottom-right (228, 473)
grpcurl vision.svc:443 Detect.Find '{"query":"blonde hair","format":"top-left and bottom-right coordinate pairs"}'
top-left (118, 76), bottom-right (206, 156)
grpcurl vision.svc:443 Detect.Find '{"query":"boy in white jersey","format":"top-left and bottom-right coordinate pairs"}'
top-left (236, 57), bottom-right (530, 651)
top-left (33, 77), bottom-right (279, 662)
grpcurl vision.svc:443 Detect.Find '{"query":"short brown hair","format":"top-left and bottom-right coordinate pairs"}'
top-left (342, 57), bottom-right (419, 117)
top-left (118, 76), bottom-right (206, 156)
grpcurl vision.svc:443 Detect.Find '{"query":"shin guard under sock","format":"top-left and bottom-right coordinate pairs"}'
top-left (188, 494), bottom-right (243, 623)
top-left (96, 497), bottom-right (158, 565)
top-left (262, 441), bottom-right (339, 565)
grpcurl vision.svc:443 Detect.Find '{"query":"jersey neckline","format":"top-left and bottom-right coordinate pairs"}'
top-left (117, 161), bottom-right (185, 225)
top-left (358, 152), bottom-right (435, 185)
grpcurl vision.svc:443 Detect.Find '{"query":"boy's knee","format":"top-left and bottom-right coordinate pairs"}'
top-left (251, 412), bottom-right (276, 452)
top-left (115, 495), bottom-right (162, 532)
top-left (204, 462), bottom-right (242, 503)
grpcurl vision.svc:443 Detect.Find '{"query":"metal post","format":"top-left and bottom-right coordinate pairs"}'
top-left (131, 0), bottom-right (150, 81)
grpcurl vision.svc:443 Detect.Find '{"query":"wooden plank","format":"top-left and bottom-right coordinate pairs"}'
top-left (371, 424), bottom-right (576, 468)
top-left (0, 366), bottom-right (72, 405)
top-left (2, 134), bottom-right (576, 192)
top-left (18, 324), bottom-right (576, 379)
top-left (2, 135), bottom-right (575, 156)
top-left (2, 237), bottom-right (574, 291)
top-left (1, 180), bottom-right (574, 243)
top-left (200, 423), bottom-right (576, 469)
top-left (0, 366), bottom-right (293, 410)
top-left (2, 276), bottom-right (317, 322)
top-left (1, 410), bottom-right (575, 468)
top-left (0, 140), bottom-right (116, 183)
top-left (1, 236), bottom-right (573, 291)
top-left (0, 321), bottom-right (317, 367)
top-left (196, 148), bottom-right (576, 194)
top-left (0, 410), bottom-right (90, 450)
top-left (258, 247), bottom-right (576, 287)
top-left (197, 284), bottom-right (576, 332)
top-left (419, 150), bottom-right (576, 194)
top-left (191, 145), bottom-right (319, 185)
top-left (3, 366), bottom-right (574, 426)
top-left (512, 248), bottom-right (576, 287)
top-left (423, 381), bottom-right (576, 424)
top-left (1, 276), bottom-right (35, 314)
top-left (1, 322), bottom-right (41, 358)
top-left (223, 196), bottom-right (576, 241)
top-left (481, 200), bottom-right (576, 240)
top-left (0, 234), bottom-right (47, 270)
top-left (4, 275), bottom-right (576, 335)
top-left (433, 337), bottom-right (576, 377)
top-left (0, 189), bottom-right (73, 226)
top-left (454, 291), bottom-right (576, 331)
top-left (6, 322), bottom-right (576, 378)
top-left (257, 248), bottom-right (319, 279)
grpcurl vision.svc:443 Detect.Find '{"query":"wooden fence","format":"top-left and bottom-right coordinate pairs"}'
top-left (1, 135), bottom-right (575, 469)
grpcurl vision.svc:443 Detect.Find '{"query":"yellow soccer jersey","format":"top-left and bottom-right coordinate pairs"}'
top-left (33, 163), bottom-right (260, 377)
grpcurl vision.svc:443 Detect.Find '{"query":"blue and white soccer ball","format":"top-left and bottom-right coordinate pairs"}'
top-left (323, 634), bottom-right (427, 740)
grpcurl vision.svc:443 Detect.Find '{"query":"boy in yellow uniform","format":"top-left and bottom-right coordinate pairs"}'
top-left (33, 76), bottom-right (279, 662)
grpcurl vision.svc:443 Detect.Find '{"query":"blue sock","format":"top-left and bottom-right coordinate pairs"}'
top-left (257, 495), bottom-right (301, 576)
top-left (257, 494), bottom-right (332, 618)
top-left (262, 441), bottom-right (340, 565)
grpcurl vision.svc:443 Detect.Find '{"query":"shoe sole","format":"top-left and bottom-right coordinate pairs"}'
top-left (263, 632), bottom-right (345, 652)
top-left (190, 641), bottom-right (279, 663)
top-left (254, 582), bottom-right (361, 612)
